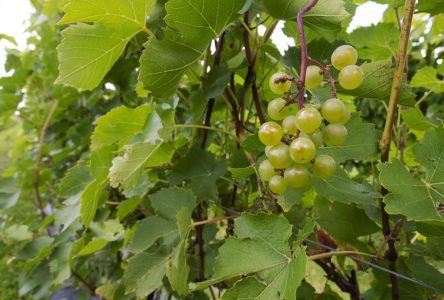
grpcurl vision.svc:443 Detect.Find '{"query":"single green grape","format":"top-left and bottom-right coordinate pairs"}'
top-left (269, 72), bottom-right (292, 94)
top-left (289, 137), bottom-right (316, 164)
top-left (338, 65), bottom-right (364, 90)
top-left (258, 121), bottom-right (283, 146)
top-left (284, 165), bottom-right (312, 190)
top-left (305, 65), bottom-right (323, 88)
top-left (323, 124), bottom-right (348, 146)
top-left (321, 98), bottom-right (348, 124)
top-left (269, 175), bottom-right (287, 195)
top-left (267, 143), bottom-right (293, 169)
top-left (258, 159), bottom-right (277, 181)
top-left (331, 45), bottom-right (358, 70)
top-left (267, 98), bottom-right (289, 121)
top-left (313, 155), bottom-right (336, 178)
top-left (301, 129), bottom-right (323, 148)
top-left (282, 115), bottom-right (298, 135)
top-left (295, 106), bottom-right (323, 134)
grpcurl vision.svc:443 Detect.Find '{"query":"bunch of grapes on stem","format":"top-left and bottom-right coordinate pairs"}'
top-left (258, 45), bottom-right (365, 195)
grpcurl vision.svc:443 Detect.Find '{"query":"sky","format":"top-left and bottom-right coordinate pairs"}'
top-left (0, 1), bottom-right (388, 75)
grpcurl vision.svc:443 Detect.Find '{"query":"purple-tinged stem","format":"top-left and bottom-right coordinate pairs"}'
top-left (296, 0), bottom-right (319, 109)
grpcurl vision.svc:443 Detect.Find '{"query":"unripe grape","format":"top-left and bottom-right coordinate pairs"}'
top-left (321, 98), bottom-right (348, 124)
top-left (302, 129), bottom-right (323, 148)
top-left (267, 98), bottom-right (289, 121)
top-left (269, 175), bottom-right (287, 195)
top-left (282, 115), bottom-right (298, 135)
top-left (289, 137), bottom-right (316, 164)
top-left (284, 165), bottom-right (312, 190)
top-left (313, 155), bottom-right (336, 178)
top-left (338, 65), bottom-right (364, 90)
top-left (331, 45), bottom-right (358, 70)
top-left (258, 121), bottom-right (283, 146)
top-left (305, 65), bottom-right (323, 88)
top-left (269, 72), bottom-right (292, 94)
top-left (323, 124), bottom-right (348, 146)
top-left (258, 159), bottom-right (277, 181)
top-left (265, 146), bottom-right (272, 157)
top-left (295, 107), bottom-right (323, 134)
top-left (267, 143), bottom-right (293, 169)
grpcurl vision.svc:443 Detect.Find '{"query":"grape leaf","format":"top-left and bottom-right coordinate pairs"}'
top-left (347, 23), bottom-right (399, 61)
top-left (406, 256), bottom-right (444, 294)
top-left (314, 197), bottom-right (379, 241)
top-left (318, 115), bottom-right (379, 163)
top-left (56, 0), bottom-right (156, 90)
top-left (416, 0), bottom-right (444, 15)
top-left (314, 168), bottom-right (380, 205)
top-left (139, 0), bottom-right (243, 96)
top-left (91, 105), bottom-right (151, 150)
top-left (411, 67), bottom-right (444, 94)
top-left (80, 178), bottom-right (107, 228)
top-left (192, 213), bottom-right (307, 300)
top-left (379, 126), bottom-right (444, 222)
top-left (402, 107), bottom-right (437, 132)
top-left (264, 0), bottom-right (351, 42)
top-left (108, 142), bottom-right (174, 189)
top-left (90, 145), bottom-right (114, 180)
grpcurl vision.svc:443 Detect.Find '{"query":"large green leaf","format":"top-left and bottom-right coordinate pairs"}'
top-left (193, 213), bottom-right (306, 299)
top-left (90, 105), bottom-right (151, 150)
top-left (379, 126), bottom-right (444, 222)
top-left (139, 0), bottom-right (243, 96)
top-left (264, 0), bottom-right (350, 42)
top-left (347, 23), bottom-right (399, 61)
top-left (56, 0), bottom-right (156, 90)
top-left (406, 256), bottom-right (444, 294)
top-left (108, 142), bottom-right (174, 189)
top-left (411, 67), bottom-right (444, 94)
top-left (318, 115), bottom-right (379, 163)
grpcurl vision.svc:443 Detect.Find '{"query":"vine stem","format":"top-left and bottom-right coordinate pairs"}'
top-left (33, 99), bottom-right (58, 223)
top-left (379, 1), bottom-right (416, 299)
top-left (296, 0), bottom-right (319, 109)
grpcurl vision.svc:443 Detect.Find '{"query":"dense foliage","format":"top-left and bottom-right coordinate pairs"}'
top-left (0, 0), bottom-right (443, 299)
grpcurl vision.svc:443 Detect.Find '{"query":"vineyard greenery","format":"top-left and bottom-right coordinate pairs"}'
top-left (0, 0), bottom-right (444, 299)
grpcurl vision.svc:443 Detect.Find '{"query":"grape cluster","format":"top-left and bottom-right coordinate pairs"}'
top-left (257, 45), bottom-right (364, 195)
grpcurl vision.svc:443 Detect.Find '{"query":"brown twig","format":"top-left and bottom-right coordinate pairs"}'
top-left (379, 1), bottom-right (416, 299)
top-left (192, 216), bottom-right (238, 227)
top-left (33, 100), bottom-right (58, 222)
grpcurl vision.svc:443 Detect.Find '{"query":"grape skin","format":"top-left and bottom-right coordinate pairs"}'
top-left (284, 165), bottom-right (312, 190)
top-left (269, 175), bottom-right (287, 195)
top-left (267, 98), bottom-right (289, 121)
top-left (338, 65), bottom-right (364, 90)
top-left (269, 72), bottom-right (292, 94)
top-left (313, 155), bottom-right (336, 178)
top-left (289, 137), bottom-right (316, 164)
top-left (296, 107), bottom-right (323, 134)
top-left (267, 143), bottom-right (293, 169)
top-left (282, 115), bottom-right (298, 135)
top-left (331, 45), bottom-right (358, 70)
top-left (258, 159), bottom-right (277, 181)
top-left (323, 124), bottom-right (348, 146)
top-left (321, 98), bottom-right (348, 124)
top-left (258, 122), bottom-right (283, 146)
top-left (305, 65), bottom-right (323, 88)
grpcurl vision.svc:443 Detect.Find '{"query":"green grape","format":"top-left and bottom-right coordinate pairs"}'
top-left (331, 45), bottom-right (358, 70)
top-left (267, 143), bottom-right (293, 169)
top-left (305, 65), bottom-right (323, 88)
top-left (265, 145), bottom-right (272, 157)
top-left (269, 72), bottom-right (292, 94)
top-left (321, 98), bottom-right (348, 124)
top-left (338, 107), bottom-right (351, 124)
top-left (338, 65), bottom-right (364, 90)
top-left (258, 121), bottom-right (283, 146)
top-left (295, 106), bottom-right (323, 134)
top-left (289, 137), bottom-right (316, 164)
top-left (258, 159), bottom-right (277, 181)
top-left (313, 155), bottom-right (336, 178)
top-left (269, 175), bottom-right (287, 195)
top-left (282, 115), bottom-right (298, 135)
top-left (301, 129), bottom-right (323, 147)
top-left (284, 165), bottom-right (312, 190)
top-left (323, 124), bottom-right (348, 146)
top-left (267, 98), bottom-right (289, 121)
